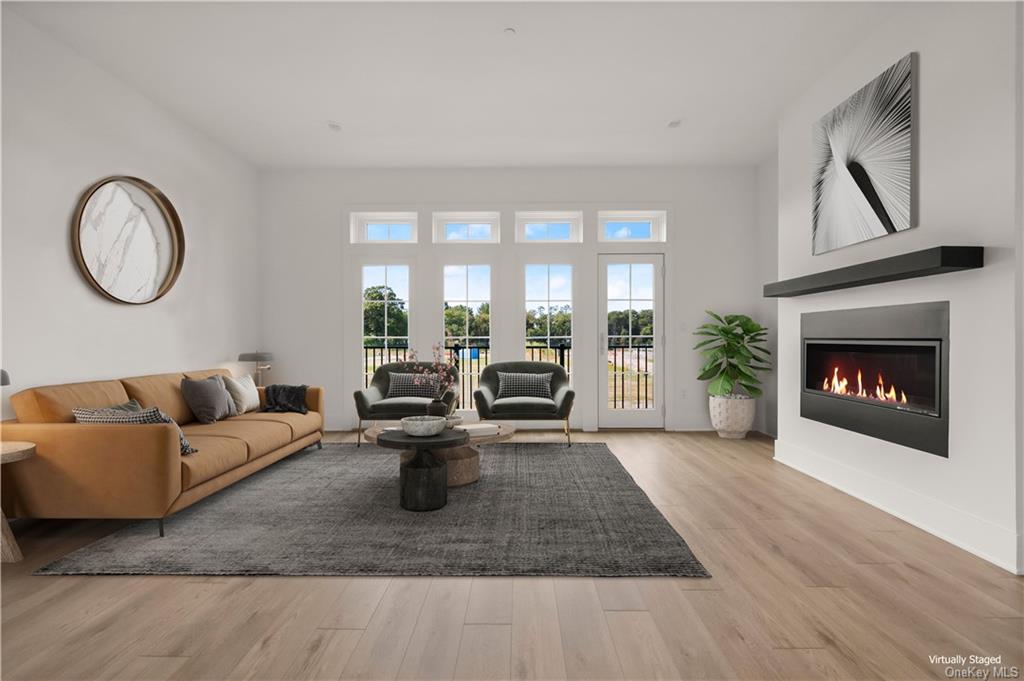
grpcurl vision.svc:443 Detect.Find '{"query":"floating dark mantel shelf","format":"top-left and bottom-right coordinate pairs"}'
top-left (763, 246), bottom-right (984, 298)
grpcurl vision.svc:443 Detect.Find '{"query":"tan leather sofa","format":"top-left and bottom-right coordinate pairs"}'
top-left (0, 369), bottom-right (324, 527)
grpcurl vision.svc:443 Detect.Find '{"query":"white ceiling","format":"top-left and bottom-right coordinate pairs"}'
top-left (10, 2), bottom-right (896, 168)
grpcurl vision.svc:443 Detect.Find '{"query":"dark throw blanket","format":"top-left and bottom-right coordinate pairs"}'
top-left (264, 384), bottom-right (308, 414)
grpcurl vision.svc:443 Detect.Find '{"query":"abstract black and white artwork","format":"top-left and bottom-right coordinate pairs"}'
top-left (812, 53), bottom-right (915, 255)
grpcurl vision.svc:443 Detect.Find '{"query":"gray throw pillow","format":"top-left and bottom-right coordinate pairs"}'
top-left (180, 376), bottom-right (236, 424)
top-left (106, 399), bottom-right (143, 413)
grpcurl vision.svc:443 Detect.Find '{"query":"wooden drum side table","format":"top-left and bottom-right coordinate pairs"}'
top-left (375, 429), bottom-right (470, 512)
top-left (1, 441), bottom-right (35, 563)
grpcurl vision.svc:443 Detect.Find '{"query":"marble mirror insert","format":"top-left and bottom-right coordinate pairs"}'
top-left (72, 176), bottom-right (184, 304)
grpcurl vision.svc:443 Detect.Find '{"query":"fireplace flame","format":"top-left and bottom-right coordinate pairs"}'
top-left (822, 367), bottom-right (908, 405)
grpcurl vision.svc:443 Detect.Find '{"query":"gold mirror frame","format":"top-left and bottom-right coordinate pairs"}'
top-left (71, 176), bottom-right (185, 305)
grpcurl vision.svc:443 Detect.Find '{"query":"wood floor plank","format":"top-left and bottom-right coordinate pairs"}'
top-left (510, 578), bottom-right (567, 681)
top-left (604, 611), bottom-right (680, 680)
top-left (284, 628), bottom-right (363, 681)
top-left (340, 578), bottom-right (431, 680)
top-left (552, 579), bottom-right (623, 680)
top-left (397, 578), bottom-right (472, 680)
top-left (454, 625), bottom-right (512, 681)
top-left (465, 577), bottom-right (513, 624)
top-left (319, 577), bottom-right (390, 630)
top-left (593, 579), bottom-right (645, 611)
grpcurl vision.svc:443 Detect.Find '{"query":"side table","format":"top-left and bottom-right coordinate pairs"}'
top-left (375, 429), bottom-right (469, 511)
top-left (1, 441), bottom-right (35, 563)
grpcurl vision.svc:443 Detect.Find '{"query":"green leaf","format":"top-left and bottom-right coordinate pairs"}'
top-left (693, 338), bottom-right (719, 350)
top-left (707, 374), bottom-right (734, 396)
top-left (740, 384), bottom-right (763, 397)
top-left (705, 310), bottom-right (726, 324)
top-left (697, 365), bottom-right (720, 381)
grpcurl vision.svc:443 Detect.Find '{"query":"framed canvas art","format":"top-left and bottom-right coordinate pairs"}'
top-left (812, 53), bottom-right (915, 255)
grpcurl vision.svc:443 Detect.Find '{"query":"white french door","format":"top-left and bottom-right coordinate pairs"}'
top-left (598, 254), bottom-right (665, 428)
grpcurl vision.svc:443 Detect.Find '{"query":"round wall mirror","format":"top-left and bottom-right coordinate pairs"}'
top-left (71, 176), bottom-right (185, 304)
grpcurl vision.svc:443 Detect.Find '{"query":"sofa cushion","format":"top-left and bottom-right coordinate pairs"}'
top-left (121, 373), bottom-right (193, 425)
top-left (491, 396), bottom-right (558, 415)
top-left (181, 376), bottom-right (236, 423)
top-left (10, 380), bottom-right (132, 423)
top-left (183, 420), bottom-right (292, 460)
top-left (230, 411), bottom-right (322, 439)
top-left (368, 396), bottom-right (433, 416)
top-left (180, 436), bottom-right (248, 489)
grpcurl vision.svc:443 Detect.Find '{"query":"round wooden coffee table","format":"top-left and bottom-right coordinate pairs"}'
top-left (1, 441), bottom-right (35, 563)
top-left (364, 423), bottom-right (515, 487)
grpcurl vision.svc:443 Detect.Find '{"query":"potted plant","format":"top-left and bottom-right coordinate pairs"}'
top-left (693, 311), bottom-right (772, 439)
top-left (407, 343), bottom-right (459, 416)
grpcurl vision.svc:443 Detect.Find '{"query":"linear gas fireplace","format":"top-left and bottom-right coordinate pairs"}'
top-left (801, 302), bottom-right (949, 457)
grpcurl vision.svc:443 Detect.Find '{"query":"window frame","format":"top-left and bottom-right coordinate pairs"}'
top-left (597, 210), bottom-right (668, 243)
top-left (432, 211), bottom-right (501, 244)
top-left (350, 211), bottom-right (418, 244)
top-left (360, 263), bottom-right (412, 351)
top-left (524, 263), bottom-right (574, 376)
top-left (514, 210), bottom-right (584, 243)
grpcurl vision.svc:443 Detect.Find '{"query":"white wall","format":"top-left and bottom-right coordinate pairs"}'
top-left (1, 10), bottom-right (262, 417)
top-left (258, 167), bottom-right (770, 432)
top-left (775, 3), bottom-right (1022, 572)
top-left (755, 154), bottom-right (779, 437)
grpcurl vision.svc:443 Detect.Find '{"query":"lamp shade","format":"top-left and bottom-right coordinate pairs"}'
top-left (0, 369), bottom-right (9, 386)
top-left (238, 352), bottom-right (274, 362)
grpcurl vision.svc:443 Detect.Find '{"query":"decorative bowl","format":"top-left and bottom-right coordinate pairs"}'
top-left (445, 415), bottom-right (464, 430)
top-left (401, 415), bottom-right (448, 437)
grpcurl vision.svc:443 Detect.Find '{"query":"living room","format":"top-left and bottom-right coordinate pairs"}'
top-left (1, 1), bottom-right (1022, 680)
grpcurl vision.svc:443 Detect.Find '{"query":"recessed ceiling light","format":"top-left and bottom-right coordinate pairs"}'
top-left (503, 27), bottom-right (517, 37)
top-left (667, 119), bottom-right (683, 129)
top-left (326, 120), bottom-right (342, 132)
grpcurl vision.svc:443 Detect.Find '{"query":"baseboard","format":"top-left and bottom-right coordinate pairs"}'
top-left (774, 439), bottom-right (1020, 574)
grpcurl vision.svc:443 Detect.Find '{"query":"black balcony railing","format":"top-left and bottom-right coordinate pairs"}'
top-left (362, 340), bottom-right (668, 411)
top-left (607, 345), bottom-right (655, 409)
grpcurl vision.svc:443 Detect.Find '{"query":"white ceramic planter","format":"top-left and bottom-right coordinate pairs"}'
top-left (709, 394), bottom-right (756, 439)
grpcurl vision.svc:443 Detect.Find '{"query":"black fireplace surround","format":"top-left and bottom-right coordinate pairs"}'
top-left (801, 301), bottom-right (949, 457)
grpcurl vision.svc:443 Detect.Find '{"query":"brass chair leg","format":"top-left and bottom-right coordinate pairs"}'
top-left (357, 420), bottom-right (362, 447)
top-left (565, 419), bottom-right (572, 447)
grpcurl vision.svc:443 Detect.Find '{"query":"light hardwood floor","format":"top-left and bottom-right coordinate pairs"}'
top-left (2, 431), bottom-right (1021, 681)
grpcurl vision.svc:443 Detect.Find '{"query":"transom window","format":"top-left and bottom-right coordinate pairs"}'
top-left (351, 212), bottom-right (418, 243)
top-left (433, 212), bottom-right (500, 243)
top-left (444, 265), bottom-right (492, 406)
top-left (362, 265), bottom-right (410, 385)
top-left (599, 210), bottom-right (667, 242)
top-left (525, 264), bottom-right (573, 375)
top-left (515, 211), bottom-right (583, 243)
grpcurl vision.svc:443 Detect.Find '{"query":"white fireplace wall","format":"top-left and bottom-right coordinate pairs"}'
top-left (774, 2), bottom-right (1022, 572)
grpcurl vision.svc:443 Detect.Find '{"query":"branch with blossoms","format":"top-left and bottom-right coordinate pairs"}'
top-left (406, 343), bottom-right (459, 399)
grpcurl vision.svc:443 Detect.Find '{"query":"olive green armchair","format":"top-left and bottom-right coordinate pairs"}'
top-left (473, 361), bottom-right (574, 445)
top-left (353, 361), bottom-right (459, 445)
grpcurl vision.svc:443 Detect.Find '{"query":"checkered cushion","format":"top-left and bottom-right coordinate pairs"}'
top-left (386, 372), bottom-right (441, 399)
top-left (496, 372), bottom-right (554, 400)
top-left (73, 405), bottom-right (197, 454)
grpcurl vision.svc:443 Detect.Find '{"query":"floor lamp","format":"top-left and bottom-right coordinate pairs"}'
top-left (238, 352), bottom-right (274, 387)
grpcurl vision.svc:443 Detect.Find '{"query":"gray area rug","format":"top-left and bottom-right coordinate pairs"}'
top-left (37, 442), bottom-right (709, 577)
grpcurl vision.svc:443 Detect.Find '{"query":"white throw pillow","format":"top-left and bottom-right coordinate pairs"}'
top-left (223, 374), bottom-right (261, 414)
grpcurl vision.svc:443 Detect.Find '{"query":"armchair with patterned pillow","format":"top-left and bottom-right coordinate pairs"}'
top-left (473, 361), bottom-right (574, 445)
top-left (353, 361), bottom-right (460, 445)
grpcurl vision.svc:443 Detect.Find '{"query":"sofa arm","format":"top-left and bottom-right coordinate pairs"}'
top-left (352, 386), bottom-right (382, 419)
top-left (554, 384), bottom-right (576, 419)
top-left (473, 386), bottom-right (495, 419)
top-left (0, 422), bottom-right (182, 519)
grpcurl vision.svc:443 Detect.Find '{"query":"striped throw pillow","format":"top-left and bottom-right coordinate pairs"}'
top-left (73, 405), bottom-right (197, 455)
top-left (386, 372), bottom-right (441, 399)
top-left (496, 372), bottom-right (554, 400)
